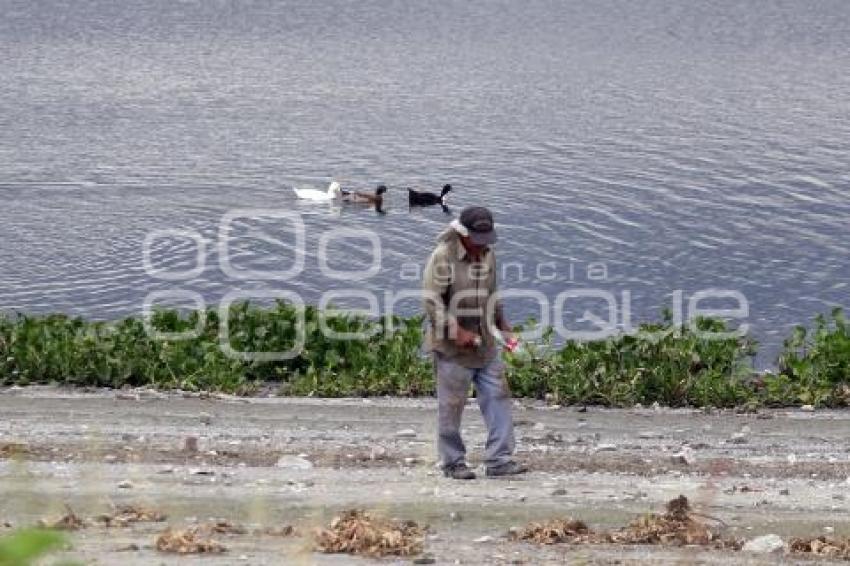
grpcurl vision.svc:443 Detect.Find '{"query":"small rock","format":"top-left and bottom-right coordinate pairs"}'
top-left (395, 429), bottom-right (417, 439)
top-left (671, 448), bottom-right (695, 466)
top-left (542, 432), bottom-right (564, 444)
top-left (189, 468), bottom-right (215, 476)
top-left (413, 556), bottom-right (437, 565)
top-left (800, 404), bottom-right (815, 412)
top-left (184, 436), bottom-right (199, 453)
top-left (594, 443), bottom-right (617, 452)
top-left (449, 511), bottom-right (462, 522)
top-left (779, 489), bottom-right (790, 496)
top-left (103, 454), bottom-right (118, 463)
top-left (474, 535), bottom-right (494, 543)
top-left (200, 412), bottom-right (212, 425)
top-left (742, 534), bottom-right (785, 554)
top-left (532, 422), bottom-right (546, 431)
top-left (551, 488), bottom-right (568, 496)
top-left (275, 455), bottom-right (313, 470)
top-left (117, 480), bottom-right (133, 489)
top-left (727, 432), bottom-right (748, 444)
top-left (370, 446), bottom-right (387, 460)
top-left (404, 457), bottom-right (418, 465)
top-left (787, 454), bottom-right (797, 465)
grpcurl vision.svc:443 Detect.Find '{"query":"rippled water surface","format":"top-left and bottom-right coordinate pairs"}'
top-left (1, 0), bottom-right (849, 364)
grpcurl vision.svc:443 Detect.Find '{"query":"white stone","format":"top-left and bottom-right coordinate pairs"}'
top-left (395, 429), bottom-right (417, 438)
top-left (275, 456), bottom-right (313, 470)
top-left (742, 534), bottom-right (785, 554)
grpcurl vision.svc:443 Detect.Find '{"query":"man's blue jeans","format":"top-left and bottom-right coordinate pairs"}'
top-left (435, 352), bottom-right (516, 469)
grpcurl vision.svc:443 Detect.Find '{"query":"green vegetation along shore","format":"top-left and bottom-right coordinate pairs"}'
top-left (1, 302), bottom-right (848, 408)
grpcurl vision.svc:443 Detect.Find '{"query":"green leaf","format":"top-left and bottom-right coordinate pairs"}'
top-left (0, 529), bottom-right (66, 566)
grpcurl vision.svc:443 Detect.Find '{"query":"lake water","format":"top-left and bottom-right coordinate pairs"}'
top-left (1, 0), bottom-right (848, 366)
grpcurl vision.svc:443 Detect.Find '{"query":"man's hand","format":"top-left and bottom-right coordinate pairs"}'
top-left (454, 326), bottom-right (480, 349)
top-left (498, 325), bottom-right (519, 352)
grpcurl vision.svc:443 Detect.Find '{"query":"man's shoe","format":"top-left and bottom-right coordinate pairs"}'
top-left (443, 463), bottom-right (476, 480)
top-left (485, 461), bottom-right (528, 478)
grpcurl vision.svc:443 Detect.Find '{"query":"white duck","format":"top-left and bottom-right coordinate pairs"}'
top-left (293, 181), bottom-right (342, 201)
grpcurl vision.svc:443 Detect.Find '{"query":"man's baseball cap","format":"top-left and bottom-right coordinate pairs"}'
top-left (459, 206), bottom-right (498, 246)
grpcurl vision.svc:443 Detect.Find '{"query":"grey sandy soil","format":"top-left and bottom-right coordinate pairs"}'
top-left (2, 386), bottom-right (850, 564)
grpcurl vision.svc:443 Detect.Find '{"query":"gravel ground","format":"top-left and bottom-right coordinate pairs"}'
top-left (2, 386), bottom-right (850, 564)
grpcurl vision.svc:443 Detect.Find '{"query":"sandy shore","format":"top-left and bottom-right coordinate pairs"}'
top-left (2, 386), bottom-right (850, 564)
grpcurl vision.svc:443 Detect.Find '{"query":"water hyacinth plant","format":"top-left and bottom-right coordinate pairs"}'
top-left (773, 308), bottom-right (850, 407)
top-left (504, 313), bottom-right (757, 407)
top-left (1, 303), bottom-right (848, 407)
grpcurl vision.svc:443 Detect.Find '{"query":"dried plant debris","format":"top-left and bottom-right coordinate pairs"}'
top-left (513, 519), bottom-right (594, 545)
top-left (208, 519), bottom-right (247, 535)
top-left (95, 504), bottom-right (167, 527)
top-left (38, 505), bottom-right (86, 530)
top-left (608, 494), bottom-right (730, 547)
top-left (153, 520), bottom-right (247, 554)
top-left (790, 536), bottom-right (850, 559)
top-left (315, 509), bottom-right (425, 557)
top-left (515, 496), bottom-right (741, 550)
top-left (0, 442), bottom-right (28, 457)
top-left (155, 526), bottom-right (227, 555)
top-left (262, 525), bottom-right (297, 537)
